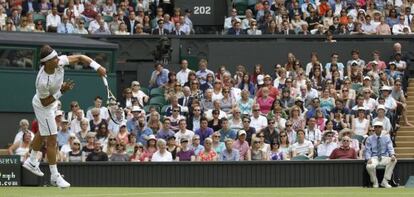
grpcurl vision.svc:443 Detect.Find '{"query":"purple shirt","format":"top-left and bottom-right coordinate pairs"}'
top-left (156, 129), bottom-right (175, 140)
top-left (195, 127), bottom-right (214, 145)
top-left (176, 149), bottom-right (195, 161)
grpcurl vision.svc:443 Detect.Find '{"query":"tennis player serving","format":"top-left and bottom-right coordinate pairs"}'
top-left (23, 45), bottom-right (106, 188)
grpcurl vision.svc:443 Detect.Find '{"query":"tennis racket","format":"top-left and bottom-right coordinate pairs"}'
top-left (102, 76), bottom-right (122, 125)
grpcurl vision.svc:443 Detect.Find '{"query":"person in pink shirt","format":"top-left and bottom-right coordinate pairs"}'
top-left (256, 86), bottom-right (274, 115)
top-left (232, 130), bottom-right (251, 160)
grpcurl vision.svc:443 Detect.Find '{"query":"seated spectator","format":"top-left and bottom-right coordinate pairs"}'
top-left (86, 140), bottom-right (109, 161)
top-left (166, 136), bottom-right (178, 160)
top-left (305, 117), bottom-right (322, 147)
top-left (168, 106), bottom-right (184, 132)
top-left (8, 131), bottom-right (31, 162)
top-left (103, 134), bottom-right (117, 158)
top-left (114, 22), bottom-right (129, 35)
top-left (250, 137), bottom-right (268, 160)
top-left (13, 119), bottom-right (34, 144)
top-left (151, 139), bottom-right (173, 162)
top-left (261, 118), bottom-right (279, 144)
top-left (156, 118), bottom-right (175, 141)
top-left (149, 63), bottom-right (169, 88)
top-left (224, 8), bottom-right (241, 30)
top-left (218, 118), bottom-right (237, 142)
top-left (65, 138), bottom-right (84, 162)
top-left (211, 132), bottom-right (225, 155)
top-left (176, 137), bottom-right (196, 161)
top-left (250, 104), bottom-right (268, 132)
top-left (291, 129), bottom-right (314, 159)
top-left (270, 141), bottom-right (284, 160)
top-left (317, 131), bottom-right (338, 157)
top-left (92, 19), bottom-right (111, 34)
top-left (57, 118), bottom-right (71, 149)
top-left (197, 138), bottom-right (217, 161)
top-left (140, 135), bottom-right (158, 161)
top-left (219, 138), bottom-right (240, 161)
top-left (329, 136), bottom-right (357, 159)
top-left (82, 132), bottom-right (96, 158)
top-left (152, 19), bottom-right (169, 35)
top-left (130, 143), bottom-right (145, 162)
top-left (46, 6), bottom-right (61, 32)
top-left (338, 128), bottom-right (361, 158)
top-left (60, 133), bottom-right (77, 157)
top-left (57, 15), bottom-right (74, 34)
top-left (227, 20), bottom-right (245, 35)
top-left (33, 20), bottom-right (45, 32)
top-left (109, 143), bottom-right (130, 162)
top-left (279, 130), bottom-right (292, 160)
top-left (365, 121), bottom-right (397, 188)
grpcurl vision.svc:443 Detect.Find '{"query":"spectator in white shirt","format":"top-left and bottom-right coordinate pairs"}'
top-left (177, 59), bottom-right (192, 86)
top-left (224, 8), bottom-right (241, 30)
top-left (392, 16), bottom-right (411, 35)
top-left (151, 139), bottom-right (173, 162)
top-left (250, 104), bottom-right (268, 132)
top-left (46, 6), bottom-right (61, 32)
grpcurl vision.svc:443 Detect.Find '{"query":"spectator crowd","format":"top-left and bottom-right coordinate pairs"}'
top-left (0, 0), bottom-right (414, 35)
top-left (8, 42), bottom-right (410, 169)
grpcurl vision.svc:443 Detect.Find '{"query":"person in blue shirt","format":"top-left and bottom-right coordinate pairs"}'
top-left (365, 121), bottom-right (397, 188)
top-left (219, 138), bottom-right (240, 161)
top-left (218, 118), bottom-right (237, 142)
top-left (195, 117), bottom-right (214, 145)
top-left (57, 15), bottom-right (74, 34)
top-left (149, 63), bottom-right (169, 88)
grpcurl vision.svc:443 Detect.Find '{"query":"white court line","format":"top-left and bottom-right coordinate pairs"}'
top-left (47, 191), bottom-right (414, 197)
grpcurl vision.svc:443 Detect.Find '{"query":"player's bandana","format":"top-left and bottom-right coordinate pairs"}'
top-left (40, 50), bottom-right (58, 62)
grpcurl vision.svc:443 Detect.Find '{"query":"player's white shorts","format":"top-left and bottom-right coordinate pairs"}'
top-left (32, 96), bottom-right (58, 136)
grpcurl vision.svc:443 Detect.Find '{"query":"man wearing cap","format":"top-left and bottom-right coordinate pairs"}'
top-left (372, 105), bottom-right (392, 134)
top-left (219, 138), bottom-right (240, 161)
top-left (126, 106), bottom-right (143, 133)
top-left (380, 86), bottom-right (397, 112)
top-left (365, 121), bottom-right (397, 188)
top-left (57, 117), bottom-right (71, 149)
top-left (133, 115), bottom-right (153, 146)
top-left (329, 136), bottom-right (357, 159)
top-left (232, 129), bottom-right (250, 160)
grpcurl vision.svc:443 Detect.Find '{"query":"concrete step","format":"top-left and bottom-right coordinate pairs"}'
top-left (398, 126), bottom-right (414, 131)
top-left (396, 141), bottom-right (414, 147)
top-left (397, 131), bottom-right (414, 136)
top-left (396, 153), bottom-right (414, 159)
top-left (395, 147), bottom-right (414, 153)
top-left (395, 147), bottom-right (414, 152)
top-left (396, 136), bottom-right (414, 141)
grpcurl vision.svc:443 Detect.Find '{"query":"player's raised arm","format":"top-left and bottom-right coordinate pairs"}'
top-left (67, 55), bottom-right (107, 77)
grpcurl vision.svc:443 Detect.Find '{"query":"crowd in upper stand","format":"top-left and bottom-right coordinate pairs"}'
top-left (1, 1), bottom-right (414, 35)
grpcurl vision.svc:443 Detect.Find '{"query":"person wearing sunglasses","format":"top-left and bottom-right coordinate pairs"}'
top-left (317, 131), bottom-right (338, 157)
top-left (329, 135), bottom-right (357, 159)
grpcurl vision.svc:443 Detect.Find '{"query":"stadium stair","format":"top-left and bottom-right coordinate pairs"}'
top-left (395, 79), bottom-right (414, 159)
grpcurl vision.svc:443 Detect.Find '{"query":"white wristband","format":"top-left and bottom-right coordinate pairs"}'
top-left (53, 91), bottom-right (63, 100)
top-left (90, 60), bottom-right (101, 71)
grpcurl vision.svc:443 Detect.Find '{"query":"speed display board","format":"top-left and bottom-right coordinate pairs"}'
top-left (175, 0), bottom-right (226, 26)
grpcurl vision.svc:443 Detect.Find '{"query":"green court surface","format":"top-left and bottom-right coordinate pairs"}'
top-left (0, 187), bottom-right (413, 197)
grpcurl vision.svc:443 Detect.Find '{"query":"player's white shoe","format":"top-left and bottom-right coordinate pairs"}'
top-left (23, 160), bottom-right (44, 177)
top-left (51, 174), bottom-right (71, 188)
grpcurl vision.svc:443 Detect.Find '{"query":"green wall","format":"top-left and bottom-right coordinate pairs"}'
top-left (0, 70), bottom-right (116, 112)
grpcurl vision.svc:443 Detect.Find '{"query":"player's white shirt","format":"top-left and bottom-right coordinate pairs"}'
top-left (33, 55), bottom-right (69, 109)
top-left (32, 55), bottom-right (69, 136)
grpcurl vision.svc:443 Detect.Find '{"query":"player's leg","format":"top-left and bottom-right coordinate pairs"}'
top-left (23, 131), bottom-right (45, 176)
top-left (47, 129), bottom-right (70, 188)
